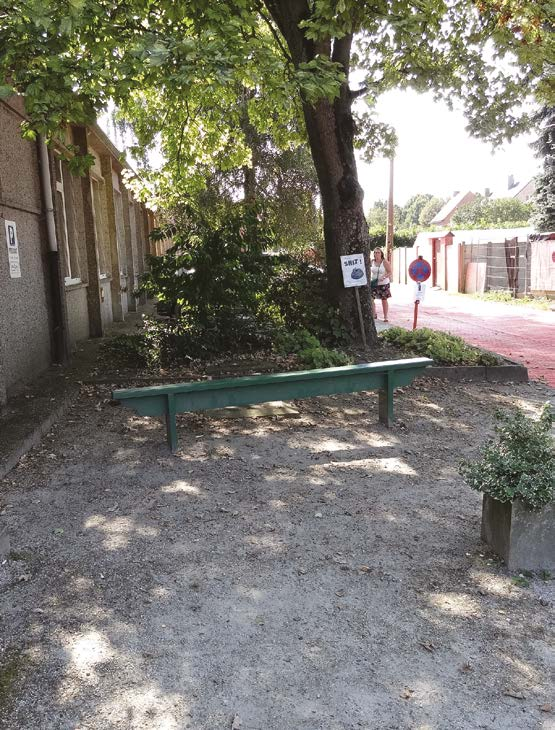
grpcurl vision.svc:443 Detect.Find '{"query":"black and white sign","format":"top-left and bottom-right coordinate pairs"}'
top-left (5, 220), bottom-right (21, 278)
top-left (414, 283), bottom-right (426, 302)
top-left (340, 253), bottom-right (367, 288)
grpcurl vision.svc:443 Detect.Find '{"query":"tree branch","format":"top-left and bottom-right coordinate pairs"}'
top-left (331, 34), bottom-right (352, 73)
top-left (349, 85), bottom-right (367, 100)
top-left (256, 3), bottom-right (294, 66)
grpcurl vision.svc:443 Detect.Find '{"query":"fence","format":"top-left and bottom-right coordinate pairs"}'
top-left (391, 246), bottom-right (410, 285)
top-left (462, 237), bottom-right (532, 295)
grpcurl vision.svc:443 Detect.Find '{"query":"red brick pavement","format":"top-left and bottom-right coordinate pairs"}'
top-left (383, 285), bottom-right (555, 386)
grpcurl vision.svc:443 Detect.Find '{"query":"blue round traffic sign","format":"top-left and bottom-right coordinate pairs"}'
top-left (408, 257), bottom-right (431, 282)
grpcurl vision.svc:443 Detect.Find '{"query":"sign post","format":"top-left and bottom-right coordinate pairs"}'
top-left (408, 256), bottom-right (431, 330)
top-left (340, 253), bottom-right (368, 348)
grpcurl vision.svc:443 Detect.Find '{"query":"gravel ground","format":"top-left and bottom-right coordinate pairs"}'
top-left (0, 378), bottom-right (553, 730)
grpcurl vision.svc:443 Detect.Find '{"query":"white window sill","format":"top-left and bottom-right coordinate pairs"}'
top-left (64, 277), bottom-right (83, 287)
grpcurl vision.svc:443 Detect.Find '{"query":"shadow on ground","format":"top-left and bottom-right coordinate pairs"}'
top-left (0, 379), bottom-right (553, 729)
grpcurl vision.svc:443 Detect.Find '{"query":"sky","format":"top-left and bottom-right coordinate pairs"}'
top-left (355, 89), bottom-right (539, 211)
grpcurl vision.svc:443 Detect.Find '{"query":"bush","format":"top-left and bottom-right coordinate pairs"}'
top-left (297, 346), bottom-right (351, 369)
top-left (274, 328), bottom-right (320, 355)
top-left (267, 258), bottom-right (349, 345)
top-left (274, 327), bottom-right (351, 369)
top-left (380, 327), bottom-right (500, 366)
top-left (459, 405), bottom-right (554, 511)
top-left (368, 229), bottom-right (416, 249)
top-left (102, 304), bottom-right (283, 367)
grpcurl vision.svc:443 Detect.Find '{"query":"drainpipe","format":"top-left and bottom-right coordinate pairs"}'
top-left (38, 136), bottom-right (69, 363)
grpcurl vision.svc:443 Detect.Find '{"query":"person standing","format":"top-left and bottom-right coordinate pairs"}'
top-left (370, 247), bottom-right (392, 322)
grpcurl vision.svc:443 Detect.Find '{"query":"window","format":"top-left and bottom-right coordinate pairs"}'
top-left (113, 188), bottom-right (127, 276)
top-left (56, 160), bottom-right (81, 285)
top-left (90, 176), bottom-right (111, 278)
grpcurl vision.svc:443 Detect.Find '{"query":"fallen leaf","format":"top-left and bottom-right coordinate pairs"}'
top-left (400, 688), bottom-right (414, 699)
top-left (358, 565), bottom-right (372, 573)
top-left (460, 662), bottom-right (473, 673)
top-left (540, 704), bottom-right (553, 713)
top-left (419, 641), bottom-right (437, 653)
top-left (335, 589), bottom-right (345, 597)
top-left (504, 689), bottom-right (526, 700)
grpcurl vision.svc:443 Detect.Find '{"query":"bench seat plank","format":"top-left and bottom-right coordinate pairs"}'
top-left (112, 357), bottom-right (432, 451)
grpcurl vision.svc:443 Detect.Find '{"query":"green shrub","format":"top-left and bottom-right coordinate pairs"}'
top-left (274, 327), bottom-right (351, 369)
top-left (266, 259), bottom-right (350, 346)
top-left (102, 303), bottom-right (283, 367)
top-left (380, 327), bottom-right (500, 366)
top-left (459, 405), bottom-right (554, 511)
top-left (274, 328), bottom-right (320, 355)
top-left (472, 291), bottom-right (551, 310)
top-left (297, 346), bottom-right (351, 369)
top-left (101, 334), bottom-right (150, 367)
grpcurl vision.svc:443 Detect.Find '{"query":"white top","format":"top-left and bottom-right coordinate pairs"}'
top-left (371, 260), bottom-right (389, 285)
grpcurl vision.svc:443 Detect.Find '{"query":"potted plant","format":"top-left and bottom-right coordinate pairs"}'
top-left (460, 404), bottom-right (554, 571)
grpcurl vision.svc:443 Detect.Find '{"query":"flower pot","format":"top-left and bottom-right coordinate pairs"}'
top-left (481, 495), bottom-right (555, 571)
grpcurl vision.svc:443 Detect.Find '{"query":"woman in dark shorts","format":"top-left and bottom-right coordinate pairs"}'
top-left (370, 247), bottom-right (392, 321)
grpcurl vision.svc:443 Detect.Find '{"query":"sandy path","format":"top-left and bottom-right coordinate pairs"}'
top-left (0, 379), bottom-right (553, 729)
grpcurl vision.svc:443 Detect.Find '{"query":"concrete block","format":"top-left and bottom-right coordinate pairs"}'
top-left (486, 365), bottom-right (529, 383)
top-left (0, 525), bottom-right (9, 560)
top-left (206, 401), bottom-right (299, 419)
top-left (481, 495), bottom-right (555, 571)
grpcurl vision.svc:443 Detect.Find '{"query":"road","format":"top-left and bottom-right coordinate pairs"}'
top-left (384, 285), bottom-right (555, 385)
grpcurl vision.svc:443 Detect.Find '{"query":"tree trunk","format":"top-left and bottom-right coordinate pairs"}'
top-left (262, 1), bottom-right (378, 346)
top-left (302, 89), bottom-right (376, 345)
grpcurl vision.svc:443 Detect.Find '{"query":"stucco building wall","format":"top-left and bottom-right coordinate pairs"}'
top-left (0, 98), bottom-right (52, 398)
top-left (0, 99), bottom-right (154, 406)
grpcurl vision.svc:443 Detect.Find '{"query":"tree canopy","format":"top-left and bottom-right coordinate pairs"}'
top-left (1, 0), bottom-right (552, 341)
top-left (532, 106), bottom-right (555, 231)
top-left (451, 194), bottom-right (532, 227)
top-left (1, 0), bottom-right (552, 194)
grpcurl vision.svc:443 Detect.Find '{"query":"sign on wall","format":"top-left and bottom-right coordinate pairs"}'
top-left (4, 220), bottom-right (21, 278)
top-left (340, 253), bottom-right (368, 288)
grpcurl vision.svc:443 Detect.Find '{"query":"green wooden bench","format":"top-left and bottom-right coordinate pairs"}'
top-left (112, 357), bottom-right (432, 452)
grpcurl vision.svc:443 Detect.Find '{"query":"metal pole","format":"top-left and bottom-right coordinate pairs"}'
top-left (412, 300), bottom-right (419, 330)
top-left (354, 287), bottom-right (367, 349)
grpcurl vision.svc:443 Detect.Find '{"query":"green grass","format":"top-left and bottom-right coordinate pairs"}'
top-left (469, 291), bottom-right (551, 310)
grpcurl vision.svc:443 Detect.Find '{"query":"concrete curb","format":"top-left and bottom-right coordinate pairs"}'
top-left (426, 362), bottom-right (529, 383)
top-left (0, 393), bottom-right (75, 481)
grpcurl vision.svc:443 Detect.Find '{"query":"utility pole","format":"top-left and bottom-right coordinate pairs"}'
top-left (385, 156), bottom-right (394, 263)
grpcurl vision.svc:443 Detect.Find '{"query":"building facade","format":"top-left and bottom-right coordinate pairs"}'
top-left (0, 96), bottom-right (155, 406)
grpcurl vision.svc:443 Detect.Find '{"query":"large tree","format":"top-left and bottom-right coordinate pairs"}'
top-left (532, 106), bottom-right (555, 231)
top-left (0, 0), bottom-right (552, 343)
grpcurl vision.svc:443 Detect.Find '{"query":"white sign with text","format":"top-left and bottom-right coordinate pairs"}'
top-left (340, 253), bottom-right (367, 288)
top-left (414, 283), bottom-right (426, 302)
top-left (5, 220), bottom-right (21, 278)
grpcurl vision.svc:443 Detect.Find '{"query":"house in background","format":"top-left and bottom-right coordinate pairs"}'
top-left (487, 174), bottom-right (536, 203)
top-left (0, 94), bottom-right (161, 407)
top-left (391, 227), bottom-right (539, 295)
top-left (430, 190), bottom-right (476, 227)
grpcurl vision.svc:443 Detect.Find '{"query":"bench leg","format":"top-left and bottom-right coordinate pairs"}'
top-left (165, 394), bottom-right (178, 452)
top-left (379, 370), bottom-right (394, 427)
